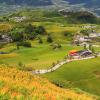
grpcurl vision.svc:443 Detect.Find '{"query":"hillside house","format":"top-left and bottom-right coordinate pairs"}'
top-left (0, 35), bottom-right (12, 43)
top-left (73, 35), bottom-right (91, 45)
top-left (69, 50), bottom-right (93, 59)
top-left (82, 25), bottom-right (97, 29)
top-left (10, 16), bottom-right (26, 22)
top-left (89, 33), bottom-right (100, 38)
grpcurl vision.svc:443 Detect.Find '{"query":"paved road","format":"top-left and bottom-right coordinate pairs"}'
top-left (31, 55), bottom-right (100, 75)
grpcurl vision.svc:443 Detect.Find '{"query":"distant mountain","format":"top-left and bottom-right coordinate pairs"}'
top-left (53, 0), bottom-right (100, 15)
top-left (1, 0), bottom-right (99, 7)
top-left (64, 0), bottom-right (100, 7)
top-left (0, 0), bottom-right (53, 6)
top-left (0, 0), bottom-right (100, 15)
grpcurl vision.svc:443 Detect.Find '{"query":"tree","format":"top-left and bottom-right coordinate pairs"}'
top-left (57, 44), bottom-right (62, 48)
top-left (36, 26), bottom-right (46, 35)
top-left (10, 32), bottom-right (24, 42)
top-left (25, 24), bottom-right (35, 34)
top-left (17, 41), bottom-right (32, 48)
top-left (80, 29), bottom-right (89, 37)
top-left (28, 32), bottom-right (37, 40)
top-left (16, 43), bottom-right (20, 50)
top-left (63, 31), bottom-right (73, 37)
top-left (47, 34), bottom-right (53, 43)
top-left (52, 43), bottom-right (62, 50)
top-left (38, 37), bottom-right (43, 44)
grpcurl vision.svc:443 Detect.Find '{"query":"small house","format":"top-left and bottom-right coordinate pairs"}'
top-left (0, 35), bottom-right (12, 43)
top-left (10, 16), bottom-right (26, 22)
top-left (89, 33), bottom-right (100, 38)
top-left (73, 35), bottom-right (91, 45)
top-left (69, 50), bottom-right (93, 59)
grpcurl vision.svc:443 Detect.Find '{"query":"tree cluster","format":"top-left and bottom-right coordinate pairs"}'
top-left (10, 24), bottom-right (47, 42)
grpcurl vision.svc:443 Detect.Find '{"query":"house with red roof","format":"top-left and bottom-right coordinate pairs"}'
top-left (68, 50), bottom-right (93, 59)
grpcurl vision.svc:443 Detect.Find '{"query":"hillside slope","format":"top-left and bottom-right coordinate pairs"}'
top-left (0, 65), bottom-right (96, 100)
top-left (43, 57), bottom-right (100, 98)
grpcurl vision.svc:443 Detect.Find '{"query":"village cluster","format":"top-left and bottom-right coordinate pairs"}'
top-left (0, 24), bottom-right (100, 60)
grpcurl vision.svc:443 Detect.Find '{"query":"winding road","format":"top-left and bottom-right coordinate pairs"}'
top-left (31, 54), bottom-right (100, 75)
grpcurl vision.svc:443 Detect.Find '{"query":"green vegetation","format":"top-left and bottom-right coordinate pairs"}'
top-left (0, 66), bottom-right (96, 100)
top-left (42, 57), bottom-right (100, 97)
top-left (60, 11), bottom-right (100, 24)
top-left (0, 8), bottom-right (100, 99)
top-left (0, 43), bottom-right (82, 70)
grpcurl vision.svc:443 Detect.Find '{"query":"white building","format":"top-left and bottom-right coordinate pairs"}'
top-left (0, 35), bottom-right (12, 43)
top-left (10, 16), bottom-right (26, 22)
top-left (89, 33), bottom-right (100, 38)
top-left (74, 35), bottom-right (91, 44)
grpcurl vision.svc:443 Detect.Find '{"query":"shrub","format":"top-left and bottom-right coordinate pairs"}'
top-left (10, 32), bottom-right (24, 42)
top-left (52, 43), bottom-right (62, 50)
top-left (18, 87), bottom-right (30, 96)
top-left (47, 34), bottom-right (53, 43)
top-left (18, 62), bottom-right (26, 70)
top-left (22, 41), bottom-right (32, 47)
top-left (18, 62), bottom-right (23, 67)
top-left (63, 31), bottom-right (73, 37)
top-left (17, 41), bottom-right (32, 48)
top-left (52, 80), bottom-right (67, 88)
top-left (0, 93), bottom-right (11, 100)
top-left (0, 81), bottom-right (5, 89)
top-left (25, 24), bottom-right (35, 34)
top-left (24, 67), bottom-right (33, 71)
top-left (36, 26), bottom-right (47, 35)
top-left (38, 37), bottom-right (43, 44)
top-left (0, 44), bottom-right (4, 49)
top-left (57, 44), bottom-right (62, 48)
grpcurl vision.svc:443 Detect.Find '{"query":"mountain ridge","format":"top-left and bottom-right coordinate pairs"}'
top-left (0, 0), bottom-right (100, 15)
top-left (0, 0), bottom-right (53, 6)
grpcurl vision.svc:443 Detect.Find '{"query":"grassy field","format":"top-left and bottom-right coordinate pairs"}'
top-left (0, 21), bottom-right (84, 69)
top-left (0, 43), bottom-right (82, 69)
top-left (0, 23), bottom-right (12, 32)
top-left (0, 9), bottom-right (100, 100)
top-left (32, 21), bottom-right (83, 43)
top-left (42, 57), bottom-right (100, 97)
top-left (0, 22), bottom-right (100, 70)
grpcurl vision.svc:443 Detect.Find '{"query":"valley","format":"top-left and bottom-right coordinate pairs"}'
top-left (0, 8), bottom-right (100, 100)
